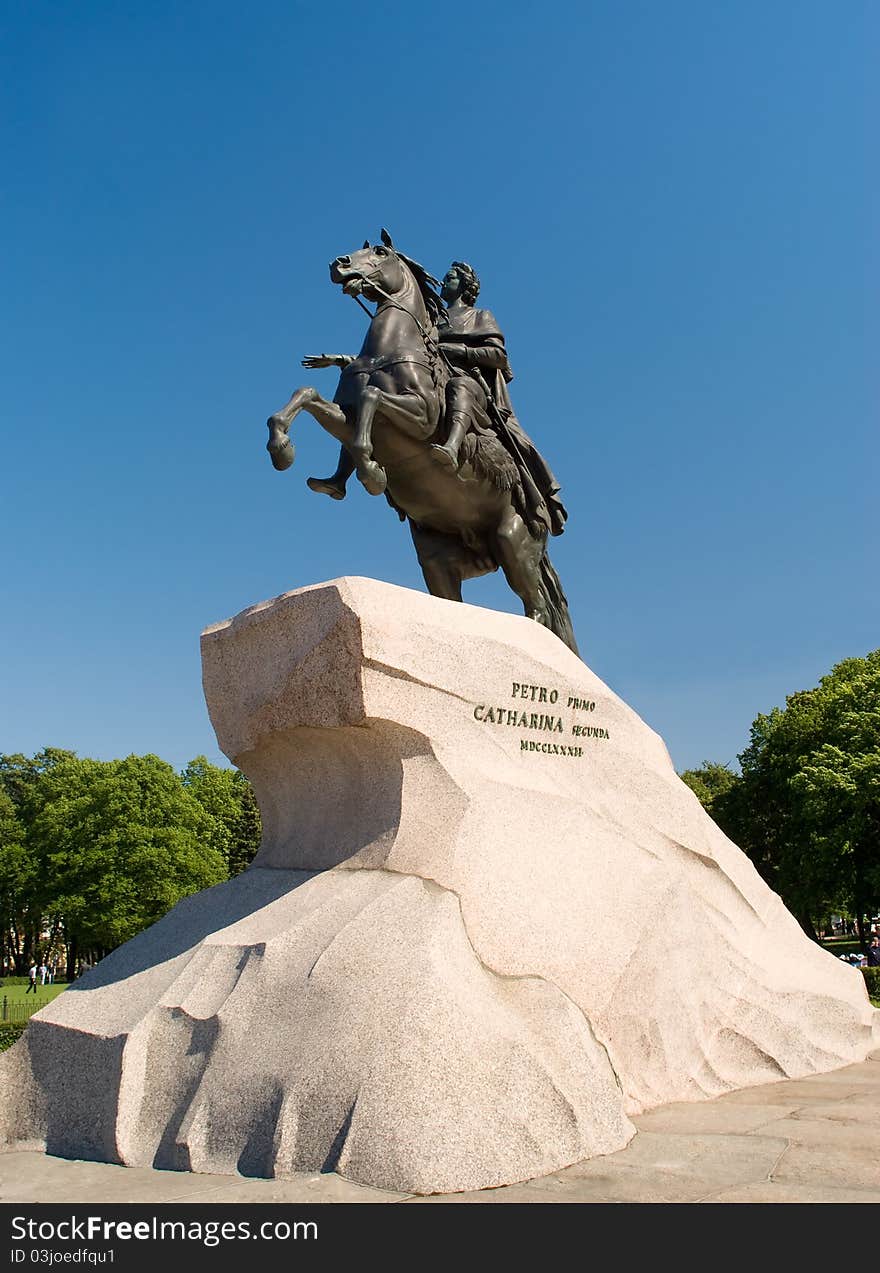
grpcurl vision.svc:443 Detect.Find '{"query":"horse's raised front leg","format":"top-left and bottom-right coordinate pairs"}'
top-left (267, 387), bottom-right (353, 472)
top-left (351, 388), bottom-right (432, 496)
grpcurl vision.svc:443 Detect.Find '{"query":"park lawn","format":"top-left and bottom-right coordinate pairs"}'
top-left (820, 940), bottom-right (864, 957)
top-left (0, 984), bottom-right (66, 1010)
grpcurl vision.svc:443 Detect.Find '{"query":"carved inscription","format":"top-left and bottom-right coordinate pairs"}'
top-left (521, 740), bottom-right (584, 757)
top-left (474, 706), bottom-right (564, 732)
top-left (471, 682), bottom-right (611, 758)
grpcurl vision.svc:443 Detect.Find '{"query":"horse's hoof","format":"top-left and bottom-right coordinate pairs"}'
top-left (358, 462), bottom-right (387, 496)
top-left (430, 444), bottom-right (458, 469)
top-left (307, 476), bottom-right (346, 500)
top-left (267, 436), bottom-right (295, 471)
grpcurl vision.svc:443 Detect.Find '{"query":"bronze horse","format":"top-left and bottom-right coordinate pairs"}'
top-left (266, 238), bottom-right (578, 654)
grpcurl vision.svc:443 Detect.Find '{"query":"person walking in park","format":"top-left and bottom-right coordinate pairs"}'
top-left (867, 936), bottom-right (880, 967)
top-left (25, 963), bottom-right (38, 994)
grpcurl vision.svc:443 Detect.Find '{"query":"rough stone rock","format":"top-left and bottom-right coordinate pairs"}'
top-left (2, 577), bottom-right (877, 1193)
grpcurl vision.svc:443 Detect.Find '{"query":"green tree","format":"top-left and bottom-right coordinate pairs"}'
top-left (679, 761), bottom-right (739, 819)
top-left (28, 753), bottom-right (228, 975)
top-left (0, 749), bottom-right (77, 971)
top-left (229, 769), bottom-right (262, 876)
top-left (181, 757), bottom-right (262, 876)
top-left (0, 788), bottom-right (34, 972)
top-left (720, 651), bottom-right (880, 944)
top-left (0, 748), bottom-right (78, 811)
top-left (791, 655), bottom-right (880, 943)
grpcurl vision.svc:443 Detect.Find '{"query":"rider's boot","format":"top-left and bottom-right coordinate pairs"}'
top-left (431, 411), bottom-right (469, 470)
top-left (307, 446), bottom-right (355, 500)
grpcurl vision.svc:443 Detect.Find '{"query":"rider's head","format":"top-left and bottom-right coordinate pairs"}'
top-left (443, 261), bottom-right (481, 306)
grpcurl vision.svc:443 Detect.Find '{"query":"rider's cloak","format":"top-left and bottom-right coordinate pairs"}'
top-left (438, 305), bottom-right (568, 538)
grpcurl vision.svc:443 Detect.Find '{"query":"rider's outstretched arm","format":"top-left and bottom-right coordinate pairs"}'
top-left (301, 353), bottom-right (354, 369)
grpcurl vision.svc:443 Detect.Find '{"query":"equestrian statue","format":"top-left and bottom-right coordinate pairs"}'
top-left (266, 231), bottom-right (579, 655)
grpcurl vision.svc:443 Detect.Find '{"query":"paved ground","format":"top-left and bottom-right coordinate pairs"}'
top-left (3, 1050), bottom-right (879, 1204)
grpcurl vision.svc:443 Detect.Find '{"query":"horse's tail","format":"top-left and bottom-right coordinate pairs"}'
top-left (538, 552), bottom-right (580, 657)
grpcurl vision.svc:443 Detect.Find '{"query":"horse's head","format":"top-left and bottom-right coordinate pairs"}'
top-left (329, 237), bottom-right (407, 302)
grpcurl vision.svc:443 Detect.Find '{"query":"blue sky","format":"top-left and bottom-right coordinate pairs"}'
top-left (2, 0), bottom-right (877, 774)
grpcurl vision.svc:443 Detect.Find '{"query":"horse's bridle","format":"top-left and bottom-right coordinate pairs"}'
top-left (346, 267), bottom-right (457, 377)
top-left (346, 272), bottom-right (431, 338)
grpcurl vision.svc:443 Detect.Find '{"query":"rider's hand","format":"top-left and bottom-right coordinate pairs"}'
top-left (302, 354), bottom-right (346, 369)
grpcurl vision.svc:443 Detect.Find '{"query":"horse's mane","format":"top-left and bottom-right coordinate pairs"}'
top-left (378, 230), bottom-right (445, 326)
top-left (396, 250), bottom-right (446, 325)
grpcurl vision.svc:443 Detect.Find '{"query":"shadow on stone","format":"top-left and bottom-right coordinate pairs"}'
top-left (321, 1101), bottom-right (356, 1174)
top-left (64, 870), bottom-right (315, 993)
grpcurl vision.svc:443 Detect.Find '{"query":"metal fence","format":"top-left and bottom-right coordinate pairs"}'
top-left (0, 995), bottom-right (57, 1023)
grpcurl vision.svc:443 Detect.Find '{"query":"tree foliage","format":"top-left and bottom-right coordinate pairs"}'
top-left (679, 761), bottom-right (738, 819)
top-left (683, 650), bottom-right (880, 943)
top-left (28, 754), bottom-right (228, 955)
top-left (181, 757), bottom-right (262, 876)
top-left (0, 749), bottom-right (261, 974)
top-left (0, 787), bottom-right (33, 970)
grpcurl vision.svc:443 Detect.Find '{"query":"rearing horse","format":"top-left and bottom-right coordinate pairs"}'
top-left (266, 238), bottom-right (579, 655)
